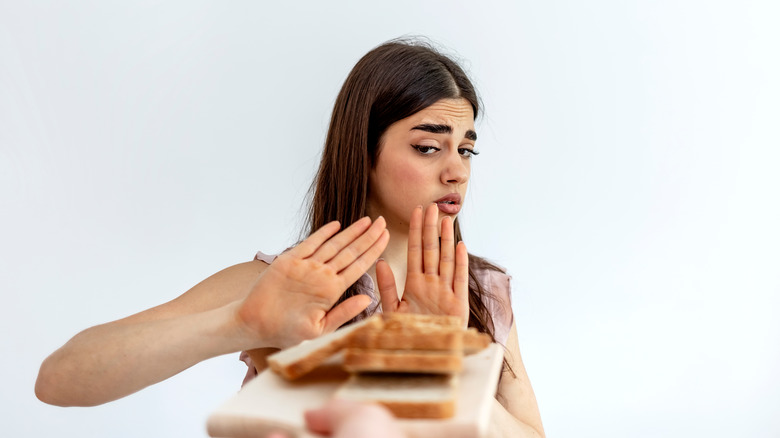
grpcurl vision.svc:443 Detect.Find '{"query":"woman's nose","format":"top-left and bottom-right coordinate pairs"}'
top-left (441, 151), bottom-right (469, 184)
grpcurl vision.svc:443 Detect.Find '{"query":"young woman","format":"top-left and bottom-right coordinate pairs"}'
top-left (35, 39), bottom-right (544, 437)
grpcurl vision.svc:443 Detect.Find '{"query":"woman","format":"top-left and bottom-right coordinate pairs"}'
top-left (35, 39), bottom-right (544, 437)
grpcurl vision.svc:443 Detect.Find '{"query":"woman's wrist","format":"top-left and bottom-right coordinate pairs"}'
top-left (218, 300), bottom-right (279, 352)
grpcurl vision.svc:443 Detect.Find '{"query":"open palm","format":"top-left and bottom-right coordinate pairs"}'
top-left (237, 216), bottom-right (389, 349)
top-left (377, 204), bottom-right (469, 326)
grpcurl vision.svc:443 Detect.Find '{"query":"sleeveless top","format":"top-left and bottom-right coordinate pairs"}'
top-left (239, 250), bottom-right (514, 384)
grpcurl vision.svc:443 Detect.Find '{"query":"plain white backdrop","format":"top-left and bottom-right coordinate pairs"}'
top-left (2, 1), bottom-right (779, 437)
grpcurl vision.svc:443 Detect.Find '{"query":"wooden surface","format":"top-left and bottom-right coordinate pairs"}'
top-left (206, 343), bottom-right (504, 438)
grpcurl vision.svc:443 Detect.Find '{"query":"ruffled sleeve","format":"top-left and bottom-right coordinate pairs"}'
top-left (254, 250), bottom-right (277, 265)
top-left (480, 268), bottom-right (514, 346)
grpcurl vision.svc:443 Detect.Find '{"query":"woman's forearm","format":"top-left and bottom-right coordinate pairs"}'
top-left (35, 220), bottom-right (388, 407)
top-left (35, 302), bottom-right (254, 407)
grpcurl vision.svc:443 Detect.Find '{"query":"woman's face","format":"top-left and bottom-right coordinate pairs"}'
top-left (367, 98), bottom-right (477, 233)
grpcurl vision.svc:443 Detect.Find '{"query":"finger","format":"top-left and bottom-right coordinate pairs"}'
top-left (439, 215), bottom-right (456, 286)
top-left (327, 216), bottom-right (387, 273)
top-left (304, 400), bottom-right (362, 434)
top-left (376, 259), bottom-right (399, 312)
top-left (422, 203), bottom-right (440, 275)
top-left (322, 294), bottom-right (372, 333)
top-left (339, 229), bottom-right (390, 285)
top-left (406, 205), bottom-right (424, 274)
top-left (454, 241), bottom-right (469, 303)
top-left (287, 221), bottom-right (341, 259)
top-left (304, 407), bottom-right (335, 434)
top-left (309, 216), bottom-right (372, 263)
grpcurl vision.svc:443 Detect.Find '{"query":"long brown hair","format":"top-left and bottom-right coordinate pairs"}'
top-left (304, 38), bottom-right (507, 348)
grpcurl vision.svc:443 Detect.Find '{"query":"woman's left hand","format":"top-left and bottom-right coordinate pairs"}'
top-left (376, 204), bottom-right (470, 326)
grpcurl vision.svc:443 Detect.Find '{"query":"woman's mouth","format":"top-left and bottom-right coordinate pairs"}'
top-left (434, 194), bottom-right (462, 214)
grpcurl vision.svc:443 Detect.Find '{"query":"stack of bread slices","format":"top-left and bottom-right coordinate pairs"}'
top-left (266, 313), bottom-right (491, 419)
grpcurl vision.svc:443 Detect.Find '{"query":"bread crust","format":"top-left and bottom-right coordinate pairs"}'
top-left (343, 348), bottom-right (462, 374)
top-left (382, 312), bottom-right (463, 329)
top-left (349, 329), bottom-right (463, 351)
top-left (267, 315), bottom-right (383, 380)
top-left (334, 373), bottom-right (458, 419)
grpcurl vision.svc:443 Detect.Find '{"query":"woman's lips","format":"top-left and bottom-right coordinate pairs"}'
top-left (434, 193), bottom-right (462, 215)
top-left (437, 202), bottom-right (461, 214)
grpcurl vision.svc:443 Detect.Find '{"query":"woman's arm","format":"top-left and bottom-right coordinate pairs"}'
top-left (35, 216), bottom-right (389, 407)
top-left (35, 260), bottom-right (268, 406)
top-left (489, 321), bottom-right (545, 438)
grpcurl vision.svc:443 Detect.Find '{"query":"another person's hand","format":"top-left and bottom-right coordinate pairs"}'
top-left (236, 216), bottom-right (389, 349)
top-left (377, 204), bottom-right (470, 326)
top-left (303, 400), bottom-right (406, 438)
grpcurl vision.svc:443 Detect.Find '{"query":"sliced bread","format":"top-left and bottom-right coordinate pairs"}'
top-left (333, 373), bottom-right (458, 419)
top-left (347, 327), bottom-right (464, 351)
top-left (342, 348), bottom-right (462, 374)
top-left (382, 312), bottom-right (463, 329)
top-left (267, 315), bottom-right (383, 380)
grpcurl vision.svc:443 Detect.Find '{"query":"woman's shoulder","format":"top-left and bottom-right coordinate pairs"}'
top-left (471, 257), bottom-right (514, 345)
top-left (471, 258), bottom-right (512, 304)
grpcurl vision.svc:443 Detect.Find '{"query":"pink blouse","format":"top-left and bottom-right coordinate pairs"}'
top-left (239, 250), bottom-right (514, 384)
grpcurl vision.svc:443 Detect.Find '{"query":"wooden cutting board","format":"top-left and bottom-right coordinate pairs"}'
top-left (207, 343), bottom-right (504, 438)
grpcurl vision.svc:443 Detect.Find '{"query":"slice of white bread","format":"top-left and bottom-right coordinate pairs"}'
top-left (266, 313), bottom-right (491, 380)
top-left (382, 312), bottom-right (463, 329)
top-left (333, 373), bottom-right (458, 419)
top-left (267, 315), bottom-right (383, 380)
top-left (348, 327), bottom-right (464, 351)
top-left (348, 319), bottom-right (491, 355)
top-left (463, 328), bottom-right (492, 354)
top-left (342, 348), bottom-right (462, 374)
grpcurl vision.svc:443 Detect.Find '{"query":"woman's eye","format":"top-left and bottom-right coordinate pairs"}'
top-left (412, 145), bottom-right (440, 154)
top-left (459, 148), bottom-right (479, 158)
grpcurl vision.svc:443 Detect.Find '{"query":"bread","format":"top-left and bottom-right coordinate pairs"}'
top-left (343, 348), bottom-right (463, 374)
top-left (334, 373), bottom-right (458, 419)
top-left (267, 315), bottom-right (383, 380)
top-left (463, 328), bottom-right (492, 354)
top-left (348, 327), bottom-right (464, 351)
top-left (266, 312), bottom-right (493, 419)
top-left (382, 312), bottom-right (463, 329)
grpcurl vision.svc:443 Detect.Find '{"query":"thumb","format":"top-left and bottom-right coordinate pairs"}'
top-left (376, 259), bottom-right (400, 312)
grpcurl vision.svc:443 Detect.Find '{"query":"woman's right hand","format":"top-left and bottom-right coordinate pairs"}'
top-left (236, 216), bottom-right (389, 349)
top-left (35, 217), bottom-right (387, 407)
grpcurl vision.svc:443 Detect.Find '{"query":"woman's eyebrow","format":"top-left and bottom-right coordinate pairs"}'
top-left (411, 123), bottom-right (478, 141)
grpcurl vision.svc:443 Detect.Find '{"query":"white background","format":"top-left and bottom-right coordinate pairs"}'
top-left (2, 1), bottom-right (779, 437)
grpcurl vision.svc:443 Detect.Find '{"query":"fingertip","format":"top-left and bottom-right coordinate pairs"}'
top-left (371, 215), bottom-right (387, 230)
top-left (303, 408), bottom-right (331, 434)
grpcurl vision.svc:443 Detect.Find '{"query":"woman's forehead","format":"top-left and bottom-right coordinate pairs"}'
top-left (409, 98), bottom-right (474, 125)
top-left (398, 98), bottom-right (474, 133)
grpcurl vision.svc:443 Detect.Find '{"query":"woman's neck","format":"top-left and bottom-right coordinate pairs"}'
top-left (368, 228), bottom-right (408, 301)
